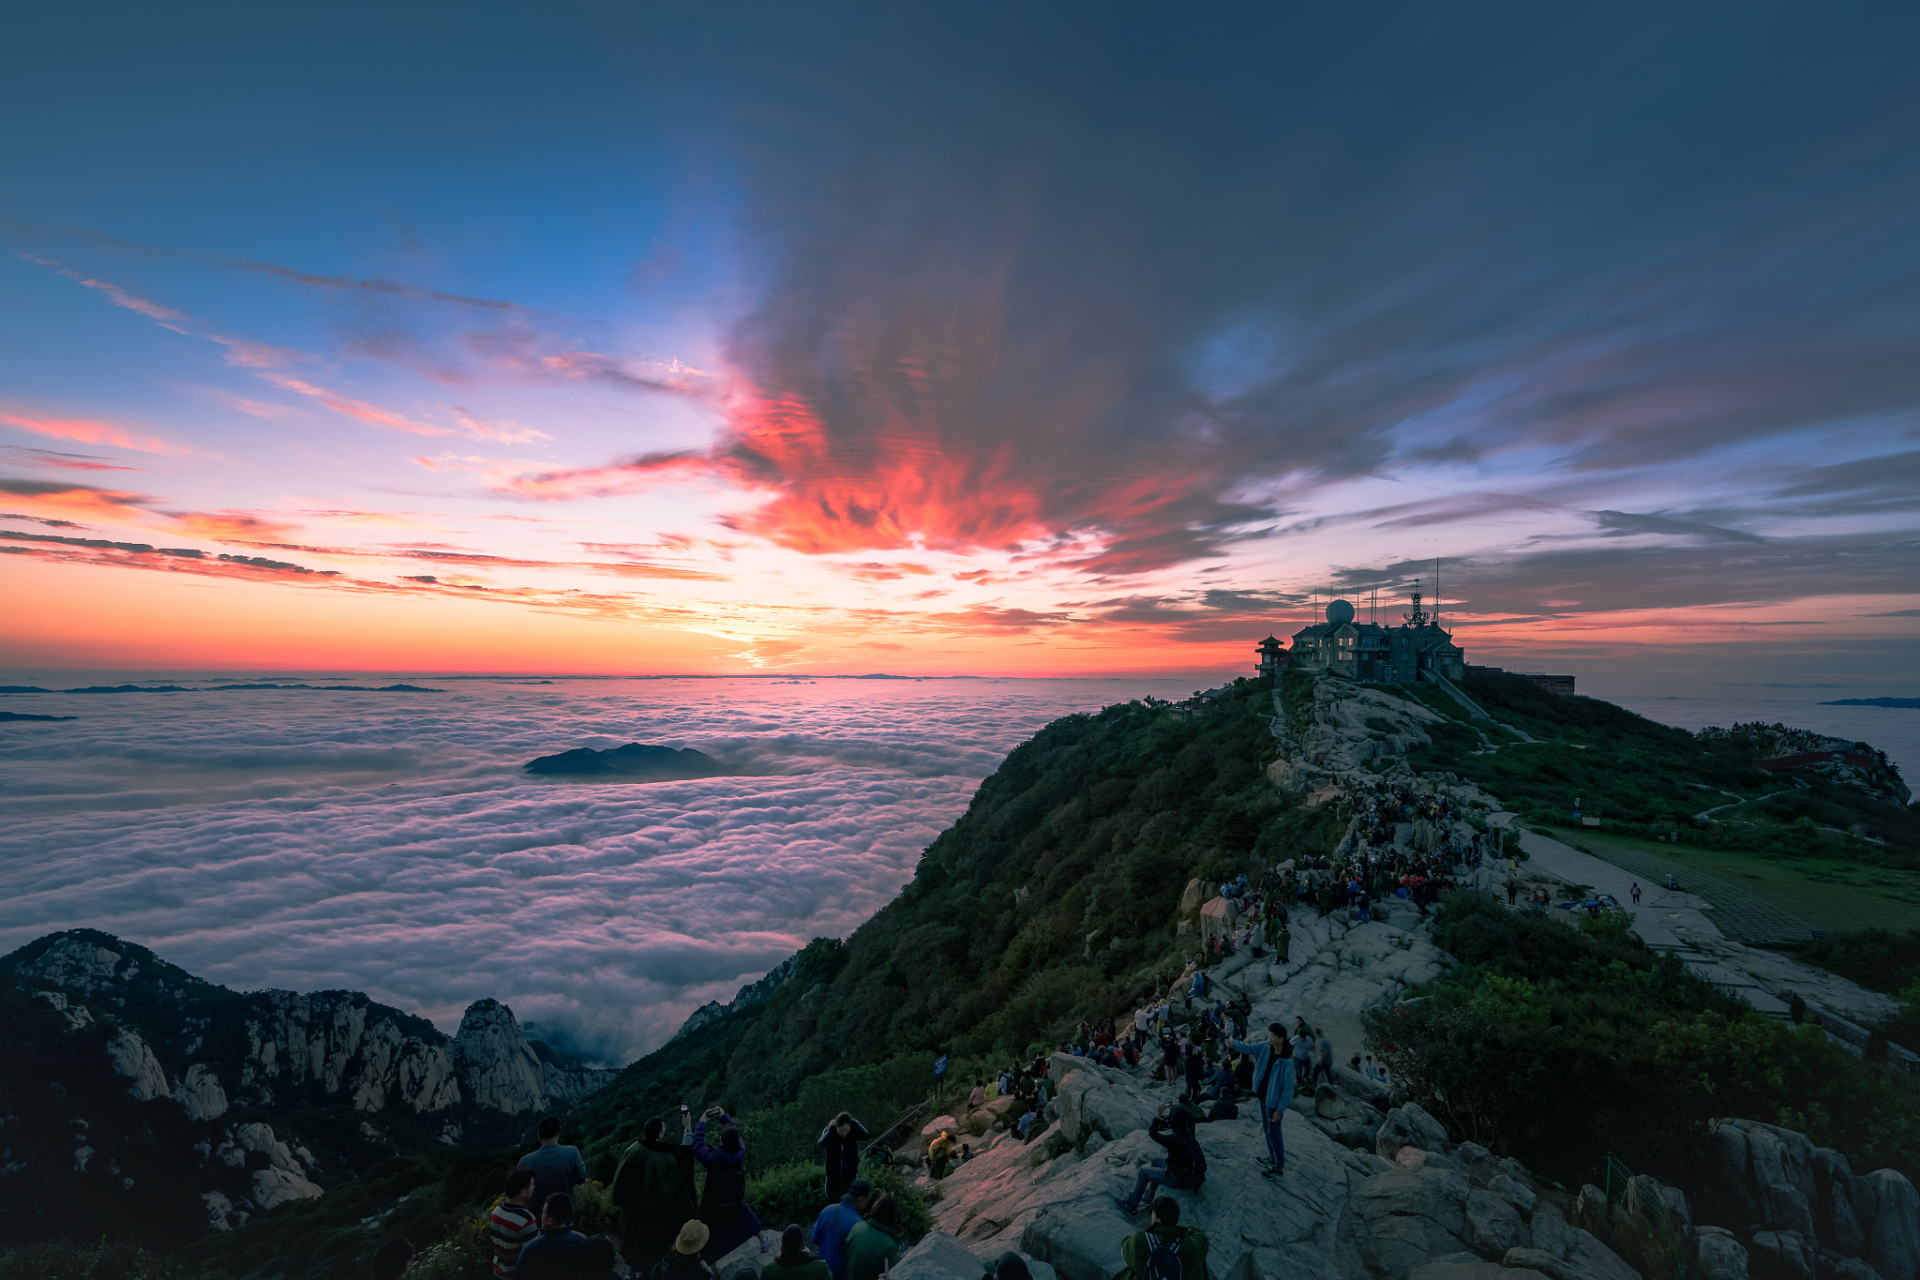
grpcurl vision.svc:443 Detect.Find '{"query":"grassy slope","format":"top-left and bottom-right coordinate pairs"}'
top-left (1533, 825), bottom-right (1920, 935)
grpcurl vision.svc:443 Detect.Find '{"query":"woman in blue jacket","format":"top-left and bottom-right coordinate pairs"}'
top-left (1227, 1023), bottom-right (1295, 1180)
top-left (693, 1109), bottom-right (763, 1259)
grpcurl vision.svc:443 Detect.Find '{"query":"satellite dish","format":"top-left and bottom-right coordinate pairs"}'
top-left (1326, 599), bottom-right (1355, 625)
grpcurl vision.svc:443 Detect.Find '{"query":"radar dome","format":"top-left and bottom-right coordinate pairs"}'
top-left (1326, 599), bottom-right (1355, 625)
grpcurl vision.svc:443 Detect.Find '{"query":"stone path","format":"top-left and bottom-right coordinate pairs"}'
top-left (1529, 828), bottom-right (1817, 945)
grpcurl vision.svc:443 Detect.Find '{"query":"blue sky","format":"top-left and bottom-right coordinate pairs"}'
top-left (1, 2), bottom-right (1916, 687)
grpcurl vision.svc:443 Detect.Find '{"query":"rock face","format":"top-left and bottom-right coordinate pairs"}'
top-left (1702, 1117), bottom-right (1920, 1280)
top-left (0, 928), bottom-right (621, 1243)
top-left (242, 988), bottom-right (462, 1113)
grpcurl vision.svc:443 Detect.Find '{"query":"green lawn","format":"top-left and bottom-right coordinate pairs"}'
top-left (1535, 825), bottom-right (1920, 937)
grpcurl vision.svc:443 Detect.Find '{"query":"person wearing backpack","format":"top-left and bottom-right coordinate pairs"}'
top-left (1113, 1104), bottom-right (1206, 1216)
top-left (1118, 1196), bottom-right (1210, 1280)
top-left (1228, 1023), bottom-right (1295, 1181)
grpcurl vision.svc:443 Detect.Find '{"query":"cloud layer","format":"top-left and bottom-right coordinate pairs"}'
top-left (0, 677), bottom-right (1188, 1061)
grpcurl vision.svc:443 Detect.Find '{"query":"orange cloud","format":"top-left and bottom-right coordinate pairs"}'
top-left (1, 410), bottom-right (182, 454)
top-left (170, 511), bottom-right (303, 542)
top-left (0, 478), bottom-right (153, 523)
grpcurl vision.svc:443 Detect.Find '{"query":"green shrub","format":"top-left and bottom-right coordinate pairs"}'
top-left (406, 1212), bottom-right (491, 1280)
top-left (745, 1162), bottom-right (830, 1234)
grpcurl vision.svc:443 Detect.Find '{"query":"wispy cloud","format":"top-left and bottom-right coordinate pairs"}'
top-left (4, 219), bottom-right (545, 313)
top-left (1, 410), bottom-right (185, 455)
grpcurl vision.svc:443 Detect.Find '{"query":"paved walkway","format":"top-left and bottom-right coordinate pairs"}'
top-left (1530, 830), bottom-right (1816, 945)
top-left (1489, 813), bottom-right (1794, 1014)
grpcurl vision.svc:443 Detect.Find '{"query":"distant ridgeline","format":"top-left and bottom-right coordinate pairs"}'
top-left (1822, 697), bottom-right (1920, 709)
top-left (0, 930), bottom-right (613, 1247)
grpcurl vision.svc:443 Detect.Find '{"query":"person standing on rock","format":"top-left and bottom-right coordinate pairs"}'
top-left (1117, 1196), bottom-right (1210, 1280)
top-left (809, 1177), bottom-right (871, 1280)
top-left (1229, 1022), bottom-right (1295, 1180)
top-left (817, 1111), bottom-right (870, 1204)
top-left (610, 1115), bottom-right (697, 1276)
top-left (1312, 1029), bottom-right (1334, 1088)
top-left (517, 1117), bottom-right (588, 1219)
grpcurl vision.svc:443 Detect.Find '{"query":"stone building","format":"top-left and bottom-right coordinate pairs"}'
top-left (1287, 588), bottom-right (1465, 684)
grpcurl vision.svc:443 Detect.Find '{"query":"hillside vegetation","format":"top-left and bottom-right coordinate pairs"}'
top-left (1407, 670), bottom-right (1920, 861)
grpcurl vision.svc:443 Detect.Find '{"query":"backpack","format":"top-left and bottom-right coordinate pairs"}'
top-left (1143, 1231), bottom-right (1184, 1280)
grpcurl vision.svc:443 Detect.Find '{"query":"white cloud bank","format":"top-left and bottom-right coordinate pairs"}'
top-left (0, 677), bottom-right (1197, 1062)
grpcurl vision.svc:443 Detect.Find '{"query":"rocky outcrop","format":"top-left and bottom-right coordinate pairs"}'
top-left (926, 1036), bottom-right (1631, 1280)
top-left (1, 928), bottom-right (625, 1245)
top-left (670, 953), bottom-right (800, 1043)
top-left (242, 988), bottom-right (461, 1113)
top-left (176, 1063), bottom-right (229, 1120)
top-left (1700, 1118), bottom-right (1920, 1280)
top-left (107, 1027), bottom-right (171, 1101)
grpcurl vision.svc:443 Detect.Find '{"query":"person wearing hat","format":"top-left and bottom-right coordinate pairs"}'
top-left (810, 1177), bottom-right (872, 1280)
top-left (842, 1195), bottom-right (903, 1280)
top-left (652, 1220), bottom-right (716, 1280)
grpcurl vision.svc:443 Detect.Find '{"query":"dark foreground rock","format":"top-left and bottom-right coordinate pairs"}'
top-left (524, 741), bottom-right (733, 779)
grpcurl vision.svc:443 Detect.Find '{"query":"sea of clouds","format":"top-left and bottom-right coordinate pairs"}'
top-left (0, 676), bottom-right (1199, 1063)
top-left (3, 676), bottom-right (1912, 1067)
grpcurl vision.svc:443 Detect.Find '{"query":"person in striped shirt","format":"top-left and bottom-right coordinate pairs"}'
top-left (490, 1168), bottom-right (541, 1278)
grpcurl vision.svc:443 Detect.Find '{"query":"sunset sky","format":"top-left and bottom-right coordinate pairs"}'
top-left (3, 4), bottom-right (1916, 687)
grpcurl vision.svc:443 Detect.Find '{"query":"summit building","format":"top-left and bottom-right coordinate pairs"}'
top-left (1285, 588), bottom-right (1465, 685)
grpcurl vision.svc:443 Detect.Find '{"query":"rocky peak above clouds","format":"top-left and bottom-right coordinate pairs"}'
top-left (0, 929), bottom-right (618, 1245)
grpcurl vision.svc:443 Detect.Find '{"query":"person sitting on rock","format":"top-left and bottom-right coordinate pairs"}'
top-left (928, 1129), bottom-right (956, 1178)
top-left (810, 1177), bottom-right (871, 1280)
top-left (517, 1117), bottom-right (588, 1220)
top-left (1016, 1101), bottom-right (1042, 1142)
top-left (1113, 1103), bottom-right (1207, 1215)
top-left (1229, 1023), bottom-right (1295, 1181)
top-left (762, 1224), bottom-right (829, 1280)
top-left (1118, 1196), bottom-right (1210, 1280)
top-left (990, 1253), bottom-right (1030, 1280)
top-left (842, 1195), bottom-right (904, 1280)
top-left (651, 1221), bottom-right (716, 1280)
top-left (968, 1079), bottom-right (988, 1110)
